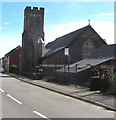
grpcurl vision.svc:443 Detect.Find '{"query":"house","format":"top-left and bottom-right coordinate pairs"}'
top-left (0, 58), bottom-right (2, 68)
top-left (3, 46), bottom-right (22, 73)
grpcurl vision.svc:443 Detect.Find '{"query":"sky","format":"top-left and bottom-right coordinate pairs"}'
top-left (0, 1), bottom-right (115, 58)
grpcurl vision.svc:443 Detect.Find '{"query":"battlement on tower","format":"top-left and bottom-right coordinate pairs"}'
top-left (25, 6), bottom-right (44, 14)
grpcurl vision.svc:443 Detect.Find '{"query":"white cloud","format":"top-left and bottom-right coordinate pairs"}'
top-left (45, 21), bottom-right (88, 44)
top-left (0, 34), bottom-right (22, 58)
top-left (4, 22), bottom-right (10, 25)
top-left (100, 13), bottom-right (114, 16)
top-left (0, 21), bottom-right (114, 58)
top-left (90, 21), bottom-right (114, 44)
top-left (45, 20), bottom-right (114, 45)
top-left (0, 26), bottom-right (2, 30)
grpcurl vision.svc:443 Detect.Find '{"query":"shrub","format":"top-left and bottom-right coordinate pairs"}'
top-left (107, 71), bottom-right (116, 95)
top-left (10, 64), bottom-right (18, 73)
top-left (11, 64), bottom-right (17, 68)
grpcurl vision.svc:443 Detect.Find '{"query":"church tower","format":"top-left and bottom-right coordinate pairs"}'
top-left (20, 6), bottom-right (45, 77)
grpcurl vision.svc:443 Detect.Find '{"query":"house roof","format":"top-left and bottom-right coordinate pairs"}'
top-left (57, 44), bottom-right (116, 73)
top-left (5, 46), bottom-right (21, 57)
top-left (43, 24), bottom-right (105, 58)
top-left (58, 58), bottom-right (113, 73)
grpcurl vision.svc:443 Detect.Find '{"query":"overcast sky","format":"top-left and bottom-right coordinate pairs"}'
top-left (0, 1), bottom-right (114, 58)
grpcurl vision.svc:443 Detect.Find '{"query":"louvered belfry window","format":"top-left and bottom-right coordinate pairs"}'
top-left (82, 39), bottom-right (95, 59)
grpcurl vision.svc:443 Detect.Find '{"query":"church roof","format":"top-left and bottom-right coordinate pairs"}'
top-left (43, 25), bottom-right (104, 58)
top-left (88, 44), bottom-right (116, 59)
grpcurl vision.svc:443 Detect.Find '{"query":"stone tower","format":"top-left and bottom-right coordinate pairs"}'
top-left (20, 6), bottom-right (45, 77)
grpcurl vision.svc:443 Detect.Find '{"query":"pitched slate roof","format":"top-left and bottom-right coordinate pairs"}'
top-left (58, 58), bottom-right (112, 73)
top-left (57, 44), bottom-right (116, 73)
top-left (43, 24), bottom-right (103, 58)
top-left (88, 44), bottom-right (116, 59)
top-left (5, 46), bottom-right (21, 57)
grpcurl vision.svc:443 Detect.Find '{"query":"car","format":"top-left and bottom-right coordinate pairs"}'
top-left (0, 68), bottom-right (5, 73)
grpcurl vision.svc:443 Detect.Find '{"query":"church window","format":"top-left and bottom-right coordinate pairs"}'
top-left (82, 39), bottom-right (95, 59)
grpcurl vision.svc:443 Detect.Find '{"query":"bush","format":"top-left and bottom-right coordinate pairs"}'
top-left (107, 71), bottom-right (116, 95)
top-left (11, 64), bottom-right (18, 68)
top-left (10, 64), bottom-right (18, 73)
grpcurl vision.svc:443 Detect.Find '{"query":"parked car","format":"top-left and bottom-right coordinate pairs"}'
top-left (0, 68), bottom-right (5, 73)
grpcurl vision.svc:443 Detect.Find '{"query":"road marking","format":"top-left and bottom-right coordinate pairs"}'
top-left (0, 88), bottom-right (4, 93)
top-left (7, 94), bottom-right (22, 105)
top-left (33, 110), bottom-right (48, 119)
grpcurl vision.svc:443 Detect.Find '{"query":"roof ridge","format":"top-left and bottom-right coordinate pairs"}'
top-left (57, 25), bottom-right (90, 38)
top-left (44, 24), bottom-right (101, 58)
top-left (5, 45), bottom-right (21, 56)
top-left (46, 25), bottom-right (90, 49)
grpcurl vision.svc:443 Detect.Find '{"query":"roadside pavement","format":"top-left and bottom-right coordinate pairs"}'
top-left (5, 73), bottom-right (116, 112)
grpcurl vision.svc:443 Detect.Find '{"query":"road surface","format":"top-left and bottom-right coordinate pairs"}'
top-left (0, 73), bottom-right (114, 119)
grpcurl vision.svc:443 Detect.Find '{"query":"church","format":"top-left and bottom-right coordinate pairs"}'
top-left (20, 6), bottom-right (107, 82)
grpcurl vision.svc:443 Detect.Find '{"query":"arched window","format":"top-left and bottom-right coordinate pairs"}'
top-left (82, 39), bottom-right (95, 59)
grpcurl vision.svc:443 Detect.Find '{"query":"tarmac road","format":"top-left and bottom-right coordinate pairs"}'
top-left (0, 73), bottom-right (114, 119)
